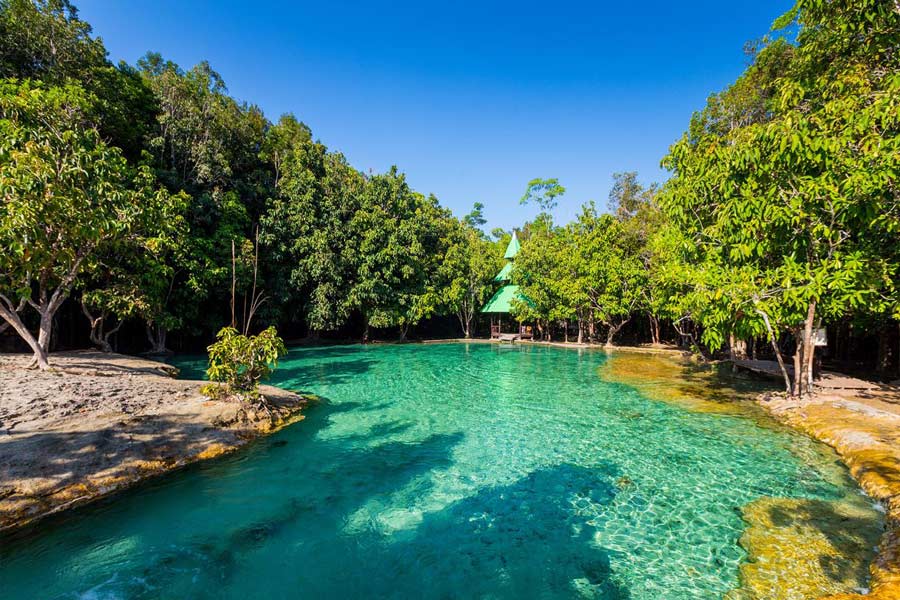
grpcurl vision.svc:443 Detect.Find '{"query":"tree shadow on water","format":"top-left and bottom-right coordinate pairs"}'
top-left (320, 462), bottom-right (632, 599)
top-left (3, 397), bottom-right (632, 600)
top-left (136, 397), bottom-right (632, 599)
top-left (271, 356), bottom-right (378, 388)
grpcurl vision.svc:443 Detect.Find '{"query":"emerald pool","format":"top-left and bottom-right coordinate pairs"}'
top-left (0, 343), bottom-right (877, 598)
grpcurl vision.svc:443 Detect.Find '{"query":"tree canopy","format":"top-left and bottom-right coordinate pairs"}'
top-left (0, 0), bottom-right (897, 394)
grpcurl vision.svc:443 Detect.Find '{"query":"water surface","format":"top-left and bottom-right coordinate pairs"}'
top-left (0, 343), bottom-right (876, 598)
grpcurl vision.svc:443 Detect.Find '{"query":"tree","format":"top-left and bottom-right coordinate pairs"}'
top-left (440, 221), bottom-right (501, 338)
top-left (463, 202), bottom-right (487, 230)
top-left (519, 178), bottom-right (566, 216)
top-left (660, 0), bottom-right (900, 396)
top-left (261, 141), bottom-right (366, 334)
top-left (348, 168), bottom-right (443, 341)
top-left (0, 80), bottom-right (181, 367)
top-left (259, 113), bottom-right (312, 188)
top-left (608, 172), bottom-right (658, 221)
top-left (80, 283), bottom-right (147, 353)
top-left (79, 186), bottom-right (189, 353)
top-left (511, 216), bottom-right (569, 341)
top-left (576, 208), bottom-right (646, 346)
top-left (136, 53), bottom-right (271, 346)
top-left (0, 0), bottom-right (158, 161)
top-left (0, 0), bottom-right (106, 84)
top-left (203, 326), bottom-right (287, 400)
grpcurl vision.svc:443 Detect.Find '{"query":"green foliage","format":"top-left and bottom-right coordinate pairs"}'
top-left (204, 326), bottom-right (287, 398)
top-left (439, 220), bottom-right (502, 337)
top-left (347, 169), bottom-right (452, 339)
top-left (260, 138), bottom-right (364, 331)
top-left (463, 202), bottom-right (487, 230)
top-left (0, 78), bottom-right (182, 364)
top-left (0, 0), bottom-right (158, 159)
top-left (608, 172), bottom-right (658, 223)
top-left (3, 0), bottom-right (896, 383)
top-left (519, 178), bottom-right (566, 216)
top-left (0, 0), bottom-right (106, 83)
top-left (659, 0), bottom-right (900, 393)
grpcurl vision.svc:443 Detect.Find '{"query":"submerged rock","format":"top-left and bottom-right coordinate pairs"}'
top-left (729, 495), bottom-right (881, 600)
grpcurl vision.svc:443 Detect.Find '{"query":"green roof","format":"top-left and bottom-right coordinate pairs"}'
top-left (503, 231), bottom-right (520, 259)
top-left (481, 284), bottom-right (525, 313)
top-left (493, 262), bottom-right (513, 282)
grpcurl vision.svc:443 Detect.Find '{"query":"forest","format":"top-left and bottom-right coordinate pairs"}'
top-left (1, 0), bottom-right (898, 398)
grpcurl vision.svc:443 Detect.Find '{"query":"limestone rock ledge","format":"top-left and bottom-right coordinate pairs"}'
top-left (0, 351), bottom-right (308, 533)
top-left (599, 350), bottom-right (899, 599)
top-left (760, 394), bottom-right (900, 600)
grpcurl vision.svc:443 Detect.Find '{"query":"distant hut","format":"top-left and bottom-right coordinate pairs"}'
top-left (481, 231), bottom-right (533, 340)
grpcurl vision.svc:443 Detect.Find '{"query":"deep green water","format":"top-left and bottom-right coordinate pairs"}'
top-left (0, 343), bottom-right (875, 599)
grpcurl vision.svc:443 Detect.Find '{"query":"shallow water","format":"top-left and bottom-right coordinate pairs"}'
top-left (0, 343), bottom-right (878, 599)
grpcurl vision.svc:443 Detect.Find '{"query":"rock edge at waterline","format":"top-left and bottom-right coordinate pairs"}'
top-left (0, 350), bottom-right (308, 533)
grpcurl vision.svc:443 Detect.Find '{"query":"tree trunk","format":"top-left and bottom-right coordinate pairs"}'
top-left (729, 334), bottom-right (748, 360)
top-left (792, 330), bottom-right (803, 397)
top-left (604, 317), bottom-right (630, 348)
top-left (649, 315), bottom-right (660, 345)
top-left (799, 300), bottom-right (817, 397)
top-left (82, 304), bottom-right (116, 353)
top-left (104, 321), bottom-right (122, 353)
top-left (755, 306), bottom-right (792, 395)
top-left (145, 322), bottom-right (169, 354)
top-left (564, 320), bottom-right (568, 344)
top-left (0, 299), bottom-right (48, 369)
top-left (37, 308), bottom-right (53, 353)
top-left (399, 322), bottom-right (410, 342)
top-left (577, 319), bottom-right (583, 344)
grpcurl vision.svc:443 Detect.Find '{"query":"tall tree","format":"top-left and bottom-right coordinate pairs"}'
top-left (0, 80), bottom-right (180, 367)
top-left (463, 201), bottom-right (487, 230)
top-left (0, 0), bottom-right (106, 84)
top-left (519, 178), bottom-right (566, 217)
top-left (660, 0), bottom-right (900, 395)
top-left (440, 221), bottom-right (502, 338)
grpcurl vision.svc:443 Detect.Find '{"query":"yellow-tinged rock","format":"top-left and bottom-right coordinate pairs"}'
top-left (732, 496), bottom-right (881, 600)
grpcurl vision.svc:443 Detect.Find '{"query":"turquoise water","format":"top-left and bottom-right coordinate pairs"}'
top-left (0, 343), bottom-right (870, 599)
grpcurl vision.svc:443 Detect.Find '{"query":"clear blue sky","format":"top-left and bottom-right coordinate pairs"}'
top-left (77, 0), bottom-right (793, 230)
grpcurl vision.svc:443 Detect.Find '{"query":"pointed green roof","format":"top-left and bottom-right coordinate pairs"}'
top-left (503, 231), bottom-right (520, 259)
top-left (493, 262), bottom-right (513, 282)
top-left (482, 230), bottom-right (533, 314)
top-left (481, 284), bottom-right (524, 313)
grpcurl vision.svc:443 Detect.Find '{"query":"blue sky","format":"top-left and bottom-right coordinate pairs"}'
top-left (77, 1), bottom-right (793, 230)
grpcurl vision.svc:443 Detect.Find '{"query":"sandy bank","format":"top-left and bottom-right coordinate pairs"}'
top-left (0, 351), bottom-right (308, 533)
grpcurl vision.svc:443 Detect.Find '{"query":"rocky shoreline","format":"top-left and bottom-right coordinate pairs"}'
top-left (758, 392), bottom-right (900, 600)
top-left (0, 351), bottom-right (308, 533)
top-left (599, 349), bottom-right (900, 600)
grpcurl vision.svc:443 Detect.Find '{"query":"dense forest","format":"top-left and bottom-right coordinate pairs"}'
top-left (1, 0), bottom-right (898, 397)
top-left (0, 0), bottom-right (507, 360)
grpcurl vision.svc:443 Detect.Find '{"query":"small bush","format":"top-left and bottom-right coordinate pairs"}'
top-left (203, 326), bottom-right (287, 400)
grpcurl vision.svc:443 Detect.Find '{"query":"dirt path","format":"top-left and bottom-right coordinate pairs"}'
top-left (0, 351), bottom-right (307, 533)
